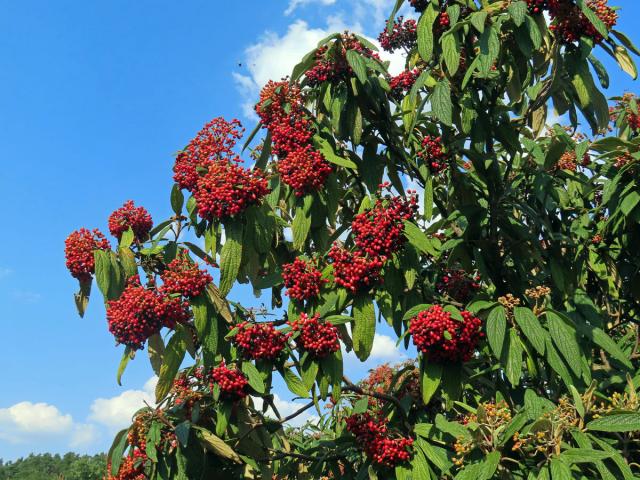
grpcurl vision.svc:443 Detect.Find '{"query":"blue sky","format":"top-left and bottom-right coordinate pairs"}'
top-left (0, 0), bottom-right (638, 461)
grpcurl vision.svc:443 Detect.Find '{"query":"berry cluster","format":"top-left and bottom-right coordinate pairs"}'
top-left (107, 276), bottom-right (190, 349)
top-left (108, 200), bottom-right (153, 241)
top-left (417, 135), bottom-right (449, 174)
top-left (305, 34), bottom-right (380, 87)
top-left (232, 321), bottom-right (288, 361)
top-left (289, 313), bottom-right (340, 358)
top-left (409, 305), bottom-right (483, 362)
top-left (611, 94), bottom-right (640, 134)
top-left (526, 0), bottom-right (547, 14)
top-left (378, 17), bottom-right (417, 52)
top-left (436, 269), bottom-right (481, 304)
top-left (160, 254), bottom-right (212, 298)
top-left (327, 245), bottom-right (385, 293)
top-left (389, 69), bottom-right (421, 100)
top-left (408, 0), bottom-right (429, 13)
top-left (351, 192), bottom-right (418, 259)
top-left (210, 364), bottom-right (249, 400)
top-left (256, 80), bottom-right (332, 195)
top-left (548, 0), bottom-right (617, 44)
top-left (64, 228), bottom-right (111, 281)
top-left (556, 151), bottom-right (578, 171)
top-left (282, 257), bottom-right (326, 301)
top-left (172, 375), bottom-right (204, 415)
top-left (346, 413), bottom-right (413, 468)
top-left (360, 362), bottom-right (420, 408)
top-left (193, 156), bottom-right (270, 220)
top-left (173, 117), bottom-right (270, 220)
top-left (106, 450), bottom-right (147, 480)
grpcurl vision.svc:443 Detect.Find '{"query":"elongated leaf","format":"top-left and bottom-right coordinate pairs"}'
top-left (421, 358), bottom-right (442, 404)
top-left (107, 428), bottom-right (129, 476)
top-left (486, 306), bottom-right (507, 358)
top-left (242, 362), bottom-right (265, 394)
top-left (546, 312), bottom-right (582, 377)
top-left (117, 346), bottom-right (133, 386)
top-left (431, 80), bottom-right (452, 126)
top-left (346, 50), bottom-right (367, 84)
top-left (156, 328), bottom-right (187, 402)
top-left (197, 428), bottom-right (242, 463)
top-left (292, 195), bottom-right (313, 250)
top-left (560, 448), bottom-right (612, 464)
top-left (417, 4), bottom-right (439, 62)
top-left (147, 333), bottom-right (165, 376)
top-left (283, 368), bottom-right (309, 398)
top-left (171, 183), bottom-right (184, 214)
top-left (219, 220), bottom-right (243, 297)
top-left (300, 355), bottom-right (319, 391)
top-left (404, 221), bottom-right (438, 256)
top-left (587, 413), bottom-right (640, 432)
top-left (513, 307), bottom-right (546, 355)
top-left (94, 250), bottom-right (112, 301)
top-left (504, 328), bottom-right (523, 386)
top-left (352, 295), bottom-right (376, 361)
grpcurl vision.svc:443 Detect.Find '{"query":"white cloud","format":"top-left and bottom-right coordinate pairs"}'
top-left (70, 423), bottom-right (100, 448)
top-left (252, 394), bottom-right (318, 427)
top-left (0, 402), bottom-right (73, 439)
top-left (89, 377), bottom-right (157, 430)
top-left (285, 0), bottom-right (337, 16)
top-left (370, 334), bottom-right (407, 360)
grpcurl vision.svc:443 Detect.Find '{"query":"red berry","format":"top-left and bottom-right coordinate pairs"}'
top-left (378, 17), bottom-right (417, 53)
top-left (64, 228), bottom-right (111, 282)
top-left (327, 245), bottom-right (384, 294)
top-left (346, 413), bottom-right (413, 467)
top-left (282, 257), bottom-right (326, 301)
top-left (417, 135), bottom-right (448, 175)
top-left (209, 363), bottom-right (249, 400)
top-left (289, 313), bottom-right (340, 358)
top-left (232, 322), bottom-right (288, 361)
top-left (160, 253), bottom-right (213, 298)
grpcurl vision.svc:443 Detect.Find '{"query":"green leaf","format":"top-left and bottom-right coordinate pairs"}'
top-left (420, 358), bottom-right (442, 404)
top-left (345, 50), bottom-right (367, 84)
top-left (242, 362), bottom-right (265, 394)
top-left (612, 30), bottom-right (640, 56)
top-left (353, 397), bottom-right (369, 414)
top-left (508, 1), bottom-right (527, 26)
top-left (504, 328), bottom-right (523, 386)
top-left (171, 183), bottom-right (184, 215)
top-left (107, 429), bottom-right (129, 476)
top-left (196, 427), bottom-right (242, 463)
top-left (94, 250), bottom-right (112, 301)
top-left (576, 0), bottom-right (609, 39)
top-left (431, 80), bottom-right (452, 126)
top-left (191, 294), bottom-right (218, 359)
top-left (147, 333), bottom-right (165, 376)
top-left (550, 458), bottom-right (572, 480)
top-left (404, 221), bottom-right (438, 256)
top-left (469, 11), bottom-right (487, 33)
top-left (560, 448), bottom-right (612, 464)
top-left (403, 303), bottom-right (432, 321)
top-left (546, 312), bottom-right (582, 377)
top-left (283, 368), bottom-right (309, 398)
top-left (117, 346), bottom-right (134, 386)
top-left (417, 3), bottom-right (439, 62)
top-left (442, 32), bottom-right (460, 76)
top-left (486, 306), bottom-right (507, 358)
top-left (621, 191), bottom-right (640, 216)
top-left (479, 451), bottom-right (500, 480)
top-left (155, 327), bottom-right (187, 402)
top-left (300, 355), bottom-right (319, 391)
top-left (119, 228), bottom-right (134, 249)
top-left (587, 413), bottom-right (640, 432)
top-left (292, 195), bottom-right (313, 250)
top-left (614, 46), bottom-right (638, 80)
top-left (313, 136), bottom-right (357, 169)
top-left (352, 295), bottom-right (376, 361)
top-left (219, 219), bottom-right (243, 297)
top-left (545, 337), bottom-right (574, 387)
top-left (74, 279), bottom-right (91, 318)
top-left (513, 307), bottom-right (546, 355)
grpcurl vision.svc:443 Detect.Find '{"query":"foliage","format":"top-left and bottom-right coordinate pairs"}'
top-left (0, 453), bottom-right (107, 480)
top-left (65, 0), bottom-right (640, 478)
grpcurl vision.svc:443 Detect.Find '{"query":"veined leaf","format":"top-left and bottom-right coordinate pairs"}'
top-left (513, 307), bottom-right (546, 355)
top-left (219, 219), bottom-right (243, 297)
top-left (486, 306), bottom-right (507, 358)
top-left (352, 294), bottom-right (376, 361)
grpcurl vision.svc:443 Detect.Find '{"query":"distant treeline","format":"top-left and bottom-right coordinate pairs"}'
top-left (0, 453), bottom-right (106, 480)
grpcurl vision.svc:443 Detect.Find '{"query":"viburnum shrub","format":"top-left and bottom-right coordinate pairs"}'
top-left (65, 0), bottom-right (640, 477)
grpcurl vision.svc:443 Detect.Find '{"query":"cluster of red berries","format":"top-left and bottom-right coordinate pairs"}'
top-left (289, 313), bottom-right (340, 358)
top-left (378, 17), bottom-right (417, 52)
top-left (436, 269), bottom-right (481, 304)
top-left (193, 155), bottom-right (270, 220)
top-left (408, 0), bottom-right (429, 12)
top-left (256, 80), bottom-right (332, 195)
top-left (418, 135), bottom-right (449, 174)
top-left (548, 0), bottom-right (617, 44)
top-left (328, 245), bottom-right (385, 293)
top-left (106, 450), bottom-right (147, 480)
top-left (360, 362), bottom-right (420, 408)
top-left (282, 257), bottom-right (326, 301)
top-left (108, 200), bottom-right (153, 241)
top-left (160, 254), bottom-right (212, 298)
top-left (210, 363), bottom-right (249, 400)
top-left (172, 375), bottom-right (203, 415)
top-left (346, 413), bottom-right (413, 468)
top-left (389, 69), bottom-right (421, 100)
top-left (64, 228), bottom-right (111, 282)
top-left (409, 305), bottom-right (483, 362)
top-left (173, 117), bottom-right (270, 220)
top-left (305, 34), bottom-right (380, 86)
top-left (614, 153), bottom-right (634, 168)
top-left (351, 192), bottom-right (418, 259)
top-left (106, 276), bottom-right (190, 349)
top-left (232, 321), bottom-right (288, 361)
